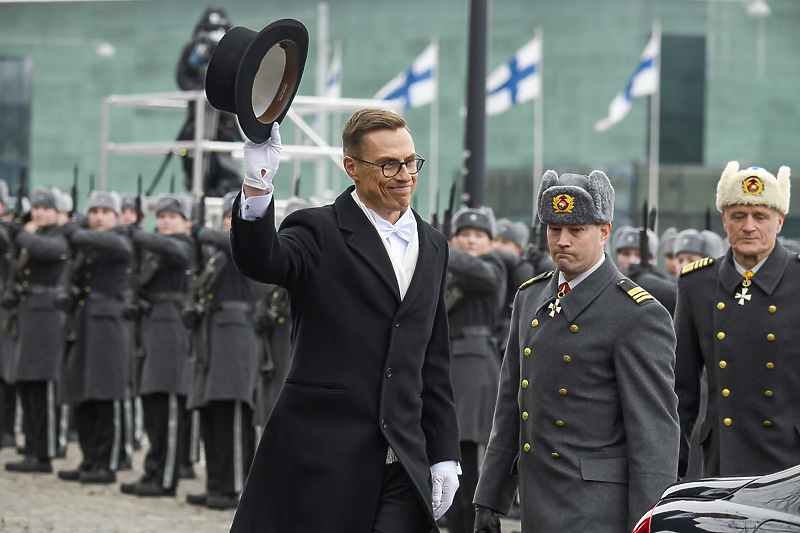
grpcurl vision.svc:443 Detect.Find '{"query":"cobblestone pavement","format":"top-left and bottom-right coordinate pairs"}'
top-left (0, 441), bottom-right (521, 532)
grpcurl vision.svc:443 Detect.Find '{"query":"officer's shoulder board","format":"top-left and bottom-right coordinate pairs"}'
top-left (680, 257), bottom-right (715, 276)
top-left (617, 278), bottom-right (654, 305)
top-left (519, 270), bottom-right (553, 290)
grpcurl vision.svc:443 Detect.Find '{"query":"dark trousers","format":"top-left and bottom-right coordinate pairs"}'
top-left (74, 400), bottom-right (122, 472)
top-left (141, 392), bottom-right (185, 491)
top-left (0, 379), bottom-right (16, 439)
top-left (443, 441), bottom-right (479, 533)
top-left (372, 462), bottom-right (431, 533)
top-left (17, 380), bottom-right (59, 461)
top-left (200, 400), bottom-right (255, 496)
top-left (118, 397), bottom-right (135, 464)
top-left (180, 407), bottom-right (199, 467)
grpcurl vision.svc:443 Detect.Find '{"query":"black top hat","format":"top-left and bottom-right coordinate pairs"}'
top-left (205, 19), bottom-right (308, 144)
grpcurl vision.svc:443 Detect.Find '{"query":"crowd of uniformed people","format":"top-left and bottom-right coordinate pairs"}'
top-left (0, 157), bottom-right (798, 531)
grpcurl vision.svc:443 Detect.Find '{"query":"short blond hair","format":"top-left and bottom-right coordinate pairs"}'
top-left (342, 108), bottom-right (408, 158)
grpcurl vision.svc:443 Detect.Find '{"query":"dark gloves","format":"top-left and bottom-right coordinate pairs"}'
top-left (61, 221), bottom-right (80, 242)
top-left (191, 222), bottom-right (206, 239)
top-left (6, 221), bottom-right (23, 241)
top-left (474, 505), bottom-right (502, 533)
top-left (181, 305), bottom-right (203, 330)
top-left (125, 223), bottom-right (141, 239)
top-left (252, 308), bottom-right (279, 334)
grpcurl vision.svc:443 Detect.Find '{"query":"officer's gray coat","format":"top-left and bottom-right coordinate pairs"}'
top-left (11, 225), bottom-right (67, 382)
top-left (187, 229), bottom-right (259, 409)
top-left (61, 227), bottom-right (131, 403)
top-left (447, 248), bottom-right (505, 445)
top-left (675, 243), bottom-right (800, 478)
top-left (134, 231), bottom-right (192, 396)
top-left (474, 256), bottom-right (679, 532)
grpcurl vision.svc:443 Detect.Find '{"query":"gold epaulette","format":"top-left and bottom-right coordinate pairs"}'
top-left (681, 257), bottom-right (715, 276)
top-left (618, 279), bottom-right (654, 305)
top-left (519, 270), bottom-right (553, 290)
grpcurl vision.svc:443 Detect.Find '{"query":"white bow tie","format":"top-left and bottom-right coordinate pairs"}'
top-left (375, 212), bottom-right (416, 243)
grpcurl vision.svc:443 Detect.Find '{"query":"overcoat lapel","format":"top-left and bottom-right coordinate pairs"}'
top-left (396, 211), bottom-right (439, 317)
top-left (719, 244), bottom-right (788, 296)
top-left (559, 258), bottom-right (618, 321)
top-left (335, 187), bottom-right (401, 303)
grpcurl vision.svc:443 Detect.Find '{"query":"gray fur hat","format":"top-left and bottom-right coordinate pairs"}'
top-left (221, 191), bottom-right (238, 216)
top-left (87, 191), bottom-right (122, 215)
top-left (660, 227), bottom-right (678, 257)
top-left (0, 180), bottom-right (8, 206)
top-left (701, 230), bottom-right (725, 259)
top-left (453, 206), bottom-right (496, 239)
top-left (537, 170), bottom-right (614, 225)
top-left (155, 193), bottom-right (190, 219)
top-left (30, 187), bottom-right (58, 210)
top-left (612, 226), bottom-right (658, 258)
top-left (121, 194), bottom-right (138, 211)
top-left (675, 229), bottom-right (715, 257)
top-left (496, 218), bottom-right (529, 249)
top-left (53, 188), bottom-right (73, 213)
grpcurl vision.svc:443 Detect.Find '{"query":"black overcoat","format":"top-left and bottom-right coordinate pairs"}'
top-left (228, 186), bottom-right (460, 533)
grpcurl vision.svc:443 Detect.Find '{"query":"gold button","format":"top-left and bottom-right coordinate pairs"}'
top-left (767, 333), bottom-right (775, 341)
top-left (522, 380), bottom-right (529, 389)
top-left (766, 362), bottom-right (774, 369)
top-left (768, 305), bottom-right (777, 313)
top-left (522, 412), bottom-right (528, 421)
top-left (722, 389), bottom-right (730, 397)
top-left (719, 361), bottom-right (727, 369)
top-left (23, 268), bottom-right (30, 275)
top-left (78, 300), bottom-right (85, 307)
top-left (85, 287), bottom-right (91, 293)
top-left (21, 281), bottom-right (28, 287)
top-left (207, 294), bottom-right (214, 300)
top-left (523, 443), bottom-right (531, 453)
top-left (85, 273), bottom-right (91, 279)
top-left (717, 332), bottom-right (725, 340)
top-left (724, 418), bottom-right (732, 426)
top-left (763, 420), bottom-right (772, 427)
top-left (85, 258), bottom-right (91, 264)
top-left (765, 390), bottom-right (773, 397)
top-left (199, 298), bottom-right (205, 304)
top-left (559, 388), bottom-right (568, 396)
top-left (524, 348), bottom-right (531, 356)
top-left (551, 452), bottom-right (560, 458)
top-left (21, 248), bottom-right (27, 254)
top-left (278, 317), bottom-right (285, 324)
top-left (563, 355), bottom-right (571, 363)
top-left (570, 325), bottom-right (578, 333)
top-left (555, 420), bottom-right (565, 427)
top-left (20, 295), bottom-right (26, 301)
top-left (717, 302), bottom-right (725, 310)
top-left (531, 319), bottom-right (539, 327)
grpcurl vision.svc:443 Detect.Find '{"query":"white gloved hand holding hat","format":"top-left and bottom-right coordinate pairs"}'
top-left (243, 122), bottom-right (282, 193)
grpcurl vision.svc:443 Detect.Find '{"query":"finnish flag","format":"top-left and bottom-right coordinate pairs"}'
top-left (374, 42), bottom-right (437, 109)
top-left (486, 35), bottom-right (542, 116)
top-left (323, 44), bottom-right (342, 98)
top-left (594, 32), bottom-right (660, 132)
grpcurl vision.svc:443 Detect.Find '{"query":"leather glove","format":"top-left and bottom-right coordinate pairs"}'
top-left (122, 302), bottom-right (143, 320)
top-left (243, 123), bottom-right (282, 191)
top-left (431, 468), bottom-right (459, 521)
top-left (61, 221), bottom-right (80, 242)
top-left (474, 505), bottom-right (502, 533)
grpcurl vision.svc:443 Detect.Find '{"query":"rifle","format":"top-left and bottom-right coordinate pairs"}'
top-left (1, 168), bottom-right (29, 311)
top-left (54, 165), bottom-right (84, 312)
top-left (170, 174), bottom-right (176, 194)
top-left (123, 176), bottom-right (148, 324)
top-left (441, 182), bottom-right (456, 239)
top-left (430, 189), bottom-right (440, 232)
top-left (639, 201), bottom-right (650, 272)
top-left (88, 174), bottom-right (95, 196)
top-left (181, 194), bottom-right (207, 347)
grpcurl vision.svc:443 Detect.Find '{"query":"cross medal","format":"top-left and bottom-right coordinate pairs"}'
top-left (549, 289), bottom-right (567, 317)
top-left (735, 287), bottom-right (751, 305)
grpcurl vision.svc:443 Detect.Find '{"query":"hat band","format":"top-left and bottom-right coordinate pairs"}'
top-left (254, 41), bottom-right (300, 124)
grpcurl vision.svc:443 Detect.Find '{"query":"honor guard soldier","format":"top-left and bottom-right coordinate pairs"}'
top-left (0, 180), bottom-right (19, 449)
top-left (613, 225), bottom-right (678, 315)
top-left (675, 162), bottom-right (800, 478)
top-left (55, 191), bottom-right (131, 483)
top-left (492, 218), bottom-right (534, 358)
top-left (474, 170), bottom-right (679, 533)
top-left (4, 187), bottom-right (67, 473)
top-left (120, 193), bottom-right (192, 497)
top-left (185, 191), bottom-right (259, 510)
top-left (660, 227), bottom-right (679, 278)
top-left (445, 207), bottom-right (506, 533)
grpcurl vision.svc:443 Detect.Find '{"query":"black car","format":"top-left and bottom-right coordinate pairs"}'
top-left (633, 464), bottom-right (800, 532)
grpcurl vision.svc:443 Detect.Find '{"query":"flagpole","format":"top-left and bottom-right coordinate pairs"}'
top-left (314, 2), bottom-right (330, 198)
top-left (429, 37), bottom-right (440, 219)
top-left (532, 27), bottom-right (543, 220)
top-left (648, 20), bottom-right (661, 232)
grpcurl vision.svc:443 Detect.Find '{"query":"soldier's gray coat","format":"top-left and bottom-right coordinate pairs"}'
top-left (61, 227), bottom-right (131, 403)
top-left (253, 284), bottom-right (292, 428)
top-left (474, 255), bottom-right (679, 532)
top-left (675, 243), bottom-right (800, 478)
top-left (11, 225), bottom-right (67, 382)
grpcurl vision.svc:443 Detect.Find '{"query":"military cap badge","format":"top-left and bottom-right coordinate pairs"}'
top-left (742, 176), bottom-right (764, 196)
top-left (553, 194), bottom-right (574, 213)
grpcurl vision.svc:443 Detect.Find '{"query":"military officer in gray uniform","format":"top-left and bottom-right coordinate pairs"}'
top-left (4, 187), bottom-right (67, 473)
top-left (445, 207), bottom-right (506, 533)
top-left (55, 191), bottom-right (131, 483)
top-left (120, 194), bottom-right (192, 497)
top-left (185, 191), bottom-right (259, 509)
top-left (474, 170), bottom-right (679, 533)
top-left (674, 162), bottom-right (800, 478)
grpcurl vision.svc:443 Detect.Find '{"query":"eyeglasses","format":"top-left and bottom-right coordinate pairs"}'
top-left (351, 155), bottom-right (425, 178)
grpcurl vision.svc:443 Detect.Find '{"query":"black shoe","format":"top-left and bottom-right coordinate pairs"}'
top-left (206, 493), bottom-right (240, 510)
top-left (133, 480), bottom-right (176, 497)
top-left (120, 481), bottom-right (139, 495)
top-left (178, 464), bottom-right (196, 479)
top-left (15, 445), bottom-right (25, 455)
top-left (186, 492), bottom-right (209, 506)
top-left (117, 457), bottom-right (133, 471)
top-left (5, 457), bottom-right (53, 473)
top-left (80, 468), bottom-right (116, 484)
top-left (58, 468), bottom-right (84, 481)
top-left (0, 433), bottom-right (15, 448)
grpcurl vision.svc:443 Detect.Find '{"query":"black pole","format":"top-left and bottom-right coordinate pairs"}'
top-left (463, 0), bottom-right (490, 208)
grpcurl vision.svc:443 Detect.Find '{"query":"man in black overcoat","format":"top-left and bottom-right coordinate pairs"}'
top-left (228, 110), bottom-right (461, 533)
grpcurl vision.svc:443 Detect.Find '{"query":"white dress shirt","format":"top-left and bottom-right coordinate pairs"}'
top-left (557, 254), bottom-right (606, 290)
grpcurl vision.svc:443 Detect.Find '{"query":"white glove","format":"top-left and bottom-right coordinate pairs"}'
top-left (431, 468), bottom-right (459, 520)
top-left (243, 122), bottom-right (282, 191)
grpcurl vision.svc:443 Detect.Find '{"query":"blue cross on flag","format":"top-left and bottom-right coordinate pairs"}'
top-left (323, 43), bottom-right (342, 98)
top-left (374, 42), bottom-right (437, 109)
top-left (594, 31), bottom-right (660, 132)
top-left (486, 35), bottom-right (542, 116)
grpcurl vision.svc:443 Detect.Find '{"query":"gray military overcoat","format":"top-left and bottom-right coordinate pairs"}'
top-left (474, 255), bottom-right (680, 532)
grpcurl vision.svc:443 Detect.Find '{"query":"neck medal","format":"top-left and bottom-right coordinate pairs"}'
top-left (736, 271), bottom-right (754, 306)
